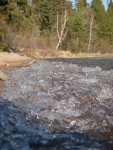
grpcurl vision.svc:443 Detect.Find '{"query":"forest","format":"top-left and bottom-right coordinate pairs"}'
top-left (0, 0), bottom-right (113, 54)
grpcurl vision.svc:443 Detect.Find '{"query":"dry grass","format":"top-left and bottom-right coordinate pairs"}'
top-left (34, 50), bottom-right (113, 58)
top-left (0, 52), bottom-right (29, 66)
top-left (0, 70), bottom-right (7, 80)
top-left (68, 52), bottom-right (113, 58)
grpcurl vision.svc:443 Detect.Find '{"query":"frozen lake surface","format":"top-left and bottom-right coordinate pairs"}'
top-left (1, 58), bottom-right (113, 149)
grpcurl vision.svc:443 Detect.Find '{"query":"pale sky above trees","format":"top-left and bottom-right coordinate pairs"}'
top-left (71, 0), bottom-right (108, 9)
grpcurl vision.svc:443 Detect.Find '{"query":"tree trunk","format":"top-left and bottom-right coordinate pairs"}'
top-left (55, 10), bottom-right (68, 51)
top-left (88, 14), bottom-right (94, 52)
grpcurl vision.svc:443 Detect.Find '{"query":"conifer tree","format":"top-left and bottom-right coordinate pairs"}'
top-left (91, 0), bottom-right (107, 38)
top-left (39, 0), bottom-right (51, 33)
top-left (0, 14), bottom-right (7, 51)
top-left (91, 0), bottom-right (105, 22)
top-left (76, 0), bottom-right (87, 10)
top-left (91, 0), bottom-right (113, 44)
top-left (108, 0), bottom-right (113, 17)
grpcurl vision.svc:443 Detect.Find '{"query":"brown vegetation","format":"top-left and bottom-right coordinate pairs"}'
top-left (0, 52), bottom-right (29, 66)
top-left (0, 50), bottom-right (113, 68)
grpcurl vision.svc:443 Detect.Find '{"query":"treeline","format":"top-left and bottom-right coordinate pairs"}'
top-left (0, 0), bottom-right (113, 53)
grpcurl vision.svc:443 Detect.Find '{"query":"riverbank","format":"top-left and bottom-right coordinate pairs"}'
top-left (0, 51), bottom-right (113, 67)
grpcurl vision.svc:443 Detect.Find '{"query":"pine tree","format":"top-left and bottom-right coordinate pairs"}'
top-left (83, 0), bottom-right (87, 6)
top-left (76, 0), bottom-right (87, 10)
top-left (91, 0), bottom-right (107, 38)
top-left (108, 0), bottom-right (113, 17)
top-left (0, 14), bottom-right (7, 51)
top-left (70, 10), bottom-right (87, 52)
top-left (39, 0), bottom-right (51, 33)
top-left (91, 0), bottom-right (105, 22)
top-left (0, 0), bottom-right (8, 6)
top-left (91, 0), bottom-right (113, 44)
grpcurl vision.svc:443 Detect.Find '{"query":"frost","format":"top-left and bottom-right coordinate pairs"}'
top-left (2, 59), bottom-right (113, 136)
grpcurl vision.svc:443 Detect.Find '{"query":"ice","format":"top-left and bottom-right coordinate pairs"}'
top-left (2, 59), bottom-right (113, 139)
top-left (36, 92), bottom-right (49, 97)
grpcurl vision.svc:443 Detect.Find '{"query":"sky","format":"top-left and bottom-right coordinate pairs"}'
top-left (71, 0), bottom-right (108, 9)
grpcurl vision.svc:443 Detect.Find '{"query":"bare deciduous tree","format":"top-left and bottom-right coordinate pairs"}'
top-left (55, 10), bottom-right (68, 51)
top-left (88, 14), bottom-right (94, 52)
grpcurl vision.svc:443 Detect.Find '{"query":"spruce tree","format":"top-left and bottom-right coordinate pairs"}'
top-left (0, 14), bottom-right (7, 51)
top-left (91, 0), bottom-right (105, 22)
top-left (77, 0), bottom-right (87, 10)
top-left (91, 0), bottom-right (106, 38)
top-left (108, 0), bottom-right (113, 17)
top-left (91, 0), bottom-right (113, 44)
